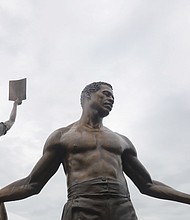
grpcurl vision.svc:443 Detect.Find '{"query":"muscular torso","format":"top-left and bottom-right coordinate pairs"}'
top-left (58, 123), bottom-right (130, 188)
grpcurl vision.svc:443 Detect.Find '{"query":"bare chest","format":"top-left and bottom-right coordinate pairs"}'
top-left (61, 127), bottom-right (126, 155)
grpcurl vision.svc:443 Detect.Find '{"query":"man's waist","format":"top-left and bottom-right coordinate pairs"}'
top-left (68, 177), bottom-right (130, 199)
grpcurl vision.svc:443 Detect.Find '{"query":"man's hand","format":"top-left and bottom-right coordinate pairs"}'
top-left (14, 98), bottom-right (22, 105)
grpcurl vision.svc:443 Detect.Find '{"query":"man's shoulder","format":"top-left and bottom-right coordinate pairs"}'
top-left (103, 127), bottom-right (130, 142)
top-left (114, 132), bottom-right (130, 142)
top-left (43, 122), bottom-right (76, 151)
top-left (53, 123), bottom-right (75, 136)
top-left (114, 132), bottom-right (137, 155)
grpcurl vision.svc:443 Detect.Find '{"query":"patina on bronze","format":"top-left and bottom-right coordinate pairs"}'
top-left (0, 82), bottom-right (190, 220)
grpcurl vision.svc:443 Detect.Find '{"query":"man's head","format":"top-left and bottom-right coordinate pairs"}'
top-left (80, 82), bottom-right (113, 108)
top-left (80, 82), bottom-right (114, 117)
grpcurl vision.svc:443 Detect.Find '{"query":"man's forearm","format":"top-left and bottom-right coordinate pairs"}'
top-left (0, 178), bottom-right (39, 202)
top-left (9, 102), bottom-right (17, 123)
top-left (4, 102), bottom-right (17, 131)
top-left (143, 180), bottom-right (190, 205)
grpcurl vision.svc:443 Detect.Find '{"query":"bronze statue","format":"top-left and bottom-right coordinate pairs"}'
top-left (0, 82), bottom-right (190, 220)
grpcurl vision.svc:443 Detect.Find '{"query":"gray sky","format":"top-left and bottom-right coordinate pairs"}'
top-left (0, 0), bottom-right (190, 219)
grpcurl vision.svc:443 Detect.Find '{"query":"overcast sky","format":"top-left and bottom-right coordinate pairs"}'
top-left (0, 0), bottom-right (190, 219)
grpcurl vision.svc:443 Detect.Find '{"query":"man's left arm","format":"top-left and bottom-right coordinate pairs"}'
top-left (121, 138), bottom-right (190, 205)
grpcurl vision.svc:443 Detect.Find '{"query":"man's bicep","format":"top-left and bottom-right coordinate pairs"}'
top-left (28, 150), bottom-right (62, 189)
top-left (122, 153), bottom-right (153, 191)
top-left (30, 130), bottom-right (64, 187)
top-left (28, 128), bottom-right (65, 189)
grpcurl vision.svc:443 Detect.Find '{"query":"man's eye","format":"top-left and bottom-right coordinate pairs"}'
top-left (103, 92), bottom-right (109, 96)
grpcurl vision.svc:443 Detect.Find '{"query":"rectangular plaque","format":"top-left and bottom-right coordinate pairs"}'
top-left (9, 78), bottom-right (27, 101)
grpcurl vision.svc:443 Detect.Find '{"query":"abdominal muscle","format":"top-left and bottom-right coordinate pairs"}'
top-left (61, 124), bottom-right (128, 188)
top-left (64, 147), bottom-right (126, 188)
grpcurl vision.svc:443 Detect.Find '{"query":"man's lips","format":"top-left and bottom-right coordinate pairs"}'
top-left (104, 102), bottom-right (113, 110)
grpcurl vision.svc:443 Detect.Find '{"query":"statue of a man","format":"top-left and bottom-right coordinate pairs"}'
top-left (0, 82), bottom-right (190, 220)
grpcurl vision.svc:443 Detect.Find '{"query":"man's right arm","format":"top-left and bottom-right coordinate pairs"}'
top-left (0, 129), bottom-right (64, 203)
top-left (4, 100), bottom-right (22, 132)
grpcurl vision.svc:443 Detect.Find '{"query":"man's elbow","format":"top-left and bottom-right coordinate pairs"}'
top-left (27, 183), bottom-right (43, 196)
top-left (139, 183), bottom-right (152, 195)
top-left (4, 121), bottom-right (14, 131)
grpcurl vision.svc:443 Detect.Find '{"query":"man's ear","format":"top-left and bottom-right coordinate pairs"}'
top-left (85, 91), bottom-right (91, 100)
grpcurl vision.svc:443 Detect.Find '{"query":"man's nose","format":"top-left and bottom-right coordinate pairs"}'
top-left (108, 97), bottom-right (114, 104)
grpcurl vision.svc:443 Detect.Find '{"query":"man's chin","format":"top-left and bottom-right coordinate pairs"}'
top-left (100, 109), bottom-right (111, 118)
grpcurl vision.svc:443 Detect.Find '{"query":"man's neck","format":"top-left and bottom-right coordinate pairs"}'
top-left (79, 110), bottom-right (103, 129)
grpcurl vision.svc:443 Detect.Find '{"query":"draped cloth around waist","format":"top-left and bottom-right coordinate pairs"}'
top-left (68, 177), bottom-right (130, 199)
top-left (61, 177), bottom-right (138, 220)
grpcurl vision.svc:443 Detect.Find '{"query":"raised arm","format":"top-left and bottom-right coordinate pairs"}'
top-left (121, 137), bottom-right (190, 205)
top-left (4, 99), bottom-right (22, 132)
top-left (0, 129), bottom-right (63, 203)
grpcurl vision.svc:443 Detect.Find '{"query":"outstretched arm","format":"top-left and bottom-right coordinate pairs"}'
top-left (4, 99), bottom-right (22, 131)
top-left (122, 137), bottom-right (190, 205)
top-left (0, 129), bottom-right (63, 202)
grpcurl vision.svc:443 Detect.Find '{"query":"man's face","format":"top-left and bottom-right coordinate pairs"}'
top-left (89, 85), bottom-right (114, 117)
